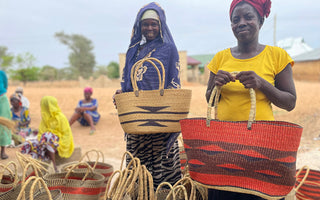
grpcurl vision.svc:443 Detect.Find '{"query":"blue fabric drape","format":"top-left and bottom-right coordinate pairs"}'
top-left (121, 2), bottom-right (181, 154)
top-left (121, 2), bottom-right (180, 92)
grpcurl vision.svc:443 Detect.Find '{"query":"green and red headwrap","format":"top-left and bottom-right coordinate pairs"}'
top-left (230, 0), bottom-right (271, 19)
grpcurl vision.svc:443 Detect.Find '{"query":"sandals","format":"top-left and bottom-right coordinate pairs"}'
top-left (1, 154), bottom-right (8, 160)
top-left (89, 130), bottom-right (95, 135)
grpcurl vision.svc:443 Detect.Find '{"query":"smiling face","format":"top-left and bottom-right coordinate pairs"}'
top-left (231, 2), bottom-right (263, 44)
top-left (10, 98), bottom-right (21, 109)
top-left (141, 19), bottom-right (160, 42)
top-left (84, 92), bottom-right (92, 101)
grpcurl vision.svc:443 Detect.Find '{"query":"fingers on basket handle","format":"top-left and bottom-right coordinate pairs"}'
top-left (206, 71), bottom-right (256, 130)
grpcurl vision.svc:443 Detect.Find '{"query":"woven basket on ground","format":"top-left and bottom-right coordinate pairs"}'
top-left (60, 149), bottom-right (113, 198)
top-left (0, 161), bottom-right (47, 200)
top-left (16, 176), bottom-right (62, 200)
top-left (43, 162), bottom-right (105, 200)
top-left (295, 165), bottom-right (320, 200)
top-left (0, 161), bottom-right (20, 198)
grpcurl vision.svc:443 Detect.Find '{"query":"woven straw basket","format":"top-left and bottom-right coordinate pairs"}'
top-left (115, 57), bottom-right (192, 134)
top-left (180, 79), bottom-right (303, 199)
top-left (43, 162), bottom-right (105, 200)
top-left (295, 166), bottom-right (320, 200)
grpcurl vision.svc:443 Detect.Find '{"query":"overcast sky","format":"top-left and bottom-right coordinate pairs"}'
top-left (0, 0), bottom-right (319, 68)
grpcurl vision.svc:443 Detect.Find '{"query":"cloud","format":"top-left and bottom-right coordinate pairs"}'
top-left (0, 0), bottom-right (319, 68)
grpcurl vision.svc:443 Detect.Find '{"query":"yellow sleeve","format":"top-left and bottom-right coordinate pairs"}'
top-left (273, 47), bottom-right (294, 74)
top-left (207, 49), bottom-right (227, 74)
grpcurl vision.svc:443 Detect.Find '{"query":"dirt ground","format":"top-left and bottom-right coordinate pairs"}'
top-left (1, 80), bottom-right (320, 195)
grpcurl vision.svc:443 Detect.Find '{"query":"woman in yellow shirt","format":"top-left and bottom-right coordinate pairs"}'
top-left (205, 0), bottom-right (296, 199)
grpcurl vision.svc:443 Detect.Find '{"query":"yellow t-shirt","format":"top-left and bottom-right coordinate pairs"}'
top-left (207, 45), bottom-right (294, 121)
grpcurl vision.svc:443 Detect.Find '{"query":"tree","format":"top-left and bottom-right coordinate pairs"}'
top-left (106, 61), bottom-right (119, 79)
top-left (57, 67), bottom-right (78, 80)
top-left (10, 67), bottom-right (40, 85)
top-left (55, 31), bottom-right (96, 79)
top-left (8, 52), bottom-right (39, 85)
top-left (39, 65), bottom-right (58, 81)
top-left (0, 46), bottom-right (14, 72)
top-left (93, 65), bottom-right (108, 78)
top-left (15, 52), bottom-right (36, 69)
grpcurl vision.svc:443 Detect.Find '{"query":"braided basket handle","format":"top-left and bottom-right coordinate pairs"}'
top-left (64, 162), bottom-right (94, 182)
top-left (78, 149), bottom-right (105, 170)
top-left (295, 165), bottom-right (310, 191)
top-left (17, 176), bottom-right (54, 200)
top-left (104, 170), bottom-right (122, 199)
top-left (173, 176), bottom-right (196, 199)
top-left (0, 161), bottom-right (19, 187)
top-left (29, 177), bottom-right (54, 200)
top-left (120, 151), bottom-right (136, 170)
top-left (21, 162), bottom-right (46, 185)
top-left (155, 182), bottom-right (175, 200)
top-left (206, 71), bottom-right (256, 130)
top-left (130, 57), bottom-right (165, 97)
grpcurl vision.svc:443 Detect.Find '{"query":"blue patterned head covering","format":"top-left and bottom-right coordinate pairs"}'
top-left (121, 2), bottom-right (179, 92)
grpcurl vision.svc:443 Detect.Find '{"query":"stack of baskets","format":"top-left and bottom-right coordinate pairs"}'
top-left (0, 150), bottom-right (114, 200)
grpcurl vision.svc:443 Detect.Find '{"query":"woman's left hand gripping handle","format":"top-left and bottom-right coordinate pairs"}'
top-left (113, 89), bottom-right (122, 108)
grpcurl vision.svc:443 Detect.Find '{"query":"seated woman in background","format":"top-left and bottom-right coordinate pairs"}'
top-left (15, 86), bottom-right (30, 109)
top-left (20, 96), bottom-right (74, 172)
top-left (10, 93), bottom-right (31, 145)
top-left (69, 87), bottom-right (100, 135)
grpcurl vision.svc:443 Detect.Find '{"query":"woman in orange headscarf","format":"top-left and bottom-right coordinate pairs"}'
top-left (205, 0), bottom-right (295, 199)
top-left (21, 96), bottom-right (74, 172)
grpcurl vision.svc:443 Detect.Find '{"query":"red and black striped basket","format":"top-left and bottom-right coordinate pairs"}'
top-left (295, 166), bottom-right (320, 200)
top-left (180, 85), bottom-right (303, 199)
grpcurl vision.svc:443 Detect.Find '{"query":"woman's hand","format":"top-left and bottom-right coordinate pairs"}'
top-left (235, 71), bottom-right (263, 89)
top-left (214, 70), bottom-right (236, 86)
top-left (112, 89), bottom-right (122, 108)
top-left (75, 107), bottom-right (84, 113)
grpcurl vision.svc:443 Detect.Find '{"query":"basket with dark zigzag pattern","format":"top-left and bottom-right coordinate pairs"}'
top-left (180, 84), bottom-right (303, 200)
top-left (115, 57), bottom-right (192, 134)
top-left (295, 166), bottom-right (320, 200)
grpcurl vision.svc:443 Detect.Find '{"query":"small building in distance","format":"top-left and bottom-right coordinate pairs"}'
top-left (277, 37), bottom-right (313, 57)
top-left (292, 48), bottom-right (320, 81)
top-left (277, 37), bottom-right (320, 82)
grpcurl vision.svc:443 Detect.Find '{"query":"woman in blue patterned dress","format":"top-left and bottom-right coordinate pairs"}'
top-left (10, 93), bottom-right (31, 145)
top-left (113, 2), bottom-right (182, 189)
top-left (69, 87), bottom-right (100, 135)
